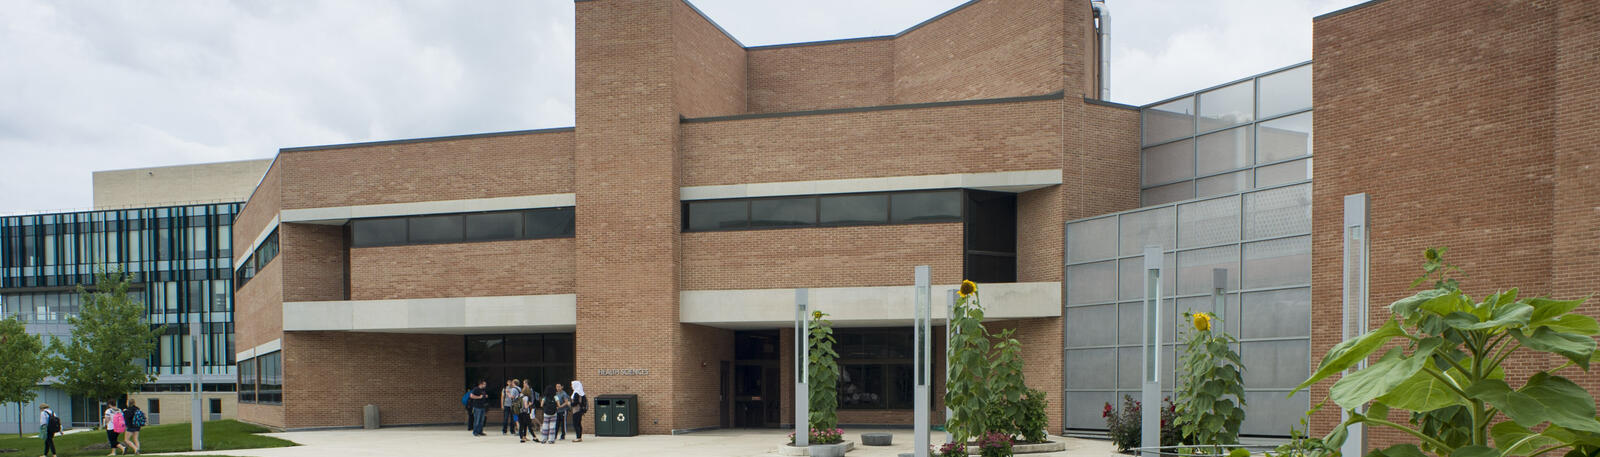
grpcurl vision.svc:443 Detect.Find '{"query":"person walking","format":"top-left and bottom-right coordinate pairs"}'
top-left (39, 403), bottom-right (60, 457)
top-left (553, 383), bottom-right (570, 441)
top-left (516, 389), bottom-right (535, 443)
top-left (501, 379), bottom-right (521, 435)
top-left (539, 385), bottom-right (560, 444)
top-left (521, 380), bottom-right (540, 443)
top-left (569, 380), bottom-right (587, 442)
top-left (462, 387), bottom-right (473, 430)
top-left (469, 380), bottom-right (489, 436)
top-left (123, 405), bottom-right (145, 454)
top-left (102, 402), bottom-right (127, 455)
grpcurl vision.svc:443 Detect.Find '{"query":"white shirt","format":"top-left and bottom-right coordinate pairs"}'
top-left (39, 409), bottom-right (54, 431)
top-left (104, 407), bottom-right (118, 427)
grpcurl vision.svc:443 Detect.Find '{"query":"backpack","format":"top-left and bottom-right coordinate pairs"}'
top-left (574, 394), bottom-right (588, 414)
top-left (130, 410), bottom-right (146, 427)
top-left (46, 411), bottom-right (61, 434)
top-left (111, 412), bottom-right (126, 433)
top-left (461, 390), bottom-right (471, 407)
top-left (541, 396), bottom-right (558, 415)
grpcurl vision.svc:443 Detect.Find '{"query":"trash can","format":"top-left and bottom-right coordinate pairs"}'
top-left (363, 404), bottom-right (380, 429)
top-left (596, 394), bottom-right (638, 437)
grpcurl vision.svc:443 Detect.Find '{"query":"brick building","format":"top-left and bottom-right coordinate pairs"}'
top-left (227, 0), bottom-right (1600, 447)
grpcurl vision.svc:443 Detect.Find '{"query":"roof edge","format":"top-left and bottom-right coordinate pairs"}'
top-left (1314, 0), bottom-right (1388, 21)
top-left (279, 127), bottom-right (575, 153)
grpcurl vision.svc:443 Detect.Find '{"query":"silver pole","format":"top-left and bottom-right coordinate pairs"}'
top-left (190, 311), bottom-right (203, 451)
top-left (795, 288), bottom-right (809, 447)
top-left (945, 289), bottom-right (956, 444)
top-left (1341, 194), bottom-right (1370, 457)
top-left (914, 266), bottom-right (931, 457)
top-left (1141, 247), bottom-right (1163, 456)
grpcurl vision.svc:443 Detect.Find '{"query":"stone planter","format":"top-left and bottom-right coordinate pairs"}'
top-left (961, 440), bottom-right (1067, 455)
top-left (810, 442), bottom-right (848, 457)
top-left (776, 441), bottom-right (856, 456)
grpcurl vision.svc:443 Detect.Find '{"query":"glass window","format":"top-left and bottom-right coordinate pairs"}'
top-left (1141, 181), bottom-right (1194, 206)
top-left (1066, 216), bottom-right (1118, 263)
top-left (1118, 206), bottom-right (1175, 256)
top-left (889, 191), bottom-right (961, 223)
top-left (1118, 254), bottom-right (1175, 301)
top-left (1195, 171), bottom-right (1252, 198)
top-left (1255, 158), bottom-right (1311, 187)
top-left (1177, 245), bottom-right (1240, 295)
top-left (1196, 127), bottom-right (1252, 175)
top-left (1198, 81), bottom-right (1255, 132)
top-left (1143, 96), bottom-right (1195, 145)
top-left (1243, 184), bottom-right (1311, 240)
top-left (1257, 65), bottom-right (1312, 119)
top-left (834, 328), bottom-right (913, 410)
top-left (750, 198), bottom-right (817, 227)
top-left (1177, 196), bottom-right (1240, 248)
top-left (258, 352), bottom-right (282, 404)
top-left (1141, 139), bottom-right (1194, 186)
top-left (466, 336), bottom-right (505, 364)
top-left (1240, 341), bottom-right (1309, 389)
top-left (408, 215), bottom-right (463, 244)
top-left (819, 194), bottom-right (888, 225)
top-left (686, 200), bottom-right (748, 231)
top-left (237, 358), bottom-right (256, 403)
top-left (1240, 287), bottom-right (1312, 339)
top-left (1256, 112), bottom-right (1312, 163)
top-left (465, 212), bottom-right (522, 241)
top-left (352, 218), bottom-right (407, 247)
top-left (1065, 349), bottom-right (1117, 389)
top-left (1064, 304), bottom-right (1117, 348)
top-left (1066, 260), bottom-right (1117, 305)
top-left (524, 207), bottom-right (575, 239)
top-left (1242, 236), bottom-right (1311, 289)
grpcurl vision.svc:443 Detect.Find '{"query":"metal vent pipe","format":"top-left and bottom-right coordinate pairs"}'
top-left (1091, 1), bottom-right (1111, 100)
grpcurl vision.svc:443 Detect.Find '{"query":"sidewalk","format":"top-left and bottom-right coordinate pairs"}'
top-left (155, 426), bottom-right (1118, 457)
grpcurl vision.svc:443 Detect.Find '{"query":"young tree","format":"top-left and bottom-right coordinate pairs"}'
top-left (50, 269), bottom-right (164, 407)
top-left (0, 316), bottom-right (51, 437)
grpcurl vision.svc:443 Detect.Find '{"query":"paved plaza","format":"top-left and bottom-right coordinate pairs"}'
top-left (158, 426), bottom-right (1117, 457)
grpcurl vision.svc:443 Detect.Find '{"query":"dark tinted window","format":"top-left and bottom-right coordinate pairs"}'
top-left (890, 191), bottom-right (962, 223)
top-left (465, 212), bottom-right (522, 241)
top-left (409, 215), bottom-right (463, 243)
top-left (525, 208), bottom-right (575, 238)
top-left (687, 200), bottom-right (748, 231)
top-left (751, 198), bottom-right (817, 227)
top-left (819, 194), bottom-right (888, 225)
top-left (352, 218), bottom-right (407, 247)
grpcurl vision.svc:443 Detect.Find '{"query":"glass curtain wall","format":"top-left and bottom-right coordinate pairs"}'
top-left (1140, 63), bottom-right (1313, 206)
top-left (0, 202), bottom-right (242, 376)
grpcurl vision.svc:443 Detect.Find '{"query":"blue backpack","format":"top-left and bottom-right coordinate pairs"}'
top-left (461, 390), bottom-right (471, 407)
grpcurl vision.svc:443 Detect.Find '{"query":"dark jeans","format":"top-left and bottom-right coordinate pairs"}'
top-left (517, 413), bottom-right (534, 440)
top-left (43, 433), bottom-right (56, 455)
top-left (471, 407), bottom-right (487, 435)
top-left (572, 411), bottom-right (584, 439)
top-left (556, 411), bottom-right (567, 439)
top-left (502, 406), bottom-right (516, 433)
top-left (466, 408), bottom-right (473, 430)
top-left (107, 430), bottom-right (120, 448)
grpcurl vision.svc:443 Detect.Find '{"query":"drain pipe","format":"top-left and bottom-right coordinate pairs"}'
top-left (1091, 0), bottom-right (1111, 100)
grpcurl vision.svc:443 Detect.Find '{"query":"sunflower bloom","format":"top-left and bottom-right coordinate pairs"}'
top-left (959, 280), bottom-right (977, 297)
top-left (812, 310), bottom-right (823, 319)
top-left (1192, 312), bottom-right (1213, 332)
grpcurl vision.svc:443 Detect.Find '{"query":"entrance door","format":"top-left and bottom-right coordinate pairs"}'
top-left (733, 330), bottom-right (780, 428)
top-left (720, 361), bottom-right (732, 428)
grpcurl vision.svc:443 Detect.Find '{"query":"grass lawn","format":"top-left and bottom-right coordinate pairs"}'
top-left (0, 419), bottom-right (295, 456)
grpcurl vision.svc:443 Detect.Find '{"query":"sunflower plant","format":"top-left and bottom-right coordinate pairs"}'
top-left (1292, 247), bottom-right (1600, 457)
top-left (809, 310), bottom-right (840, 432)
top-left (1175, 311), bottom-right (1248, 451)
top-left (946, 280), bottom-right (992, 443)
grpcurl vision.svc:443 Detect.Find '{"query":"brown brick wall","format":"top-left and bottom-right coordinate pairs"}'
top-left (893, 0), bottom-right (1065, 104)
top-left (672, 0), bottom-right (746, 118)
top-left (990, 317), bottom-right (1065, 433)
top-left (349, 238), bottom-right (575, 300)
top-left (681, 224), bottom-right (965, 291)
top-left (680, 99), bottom-right (1064, 187)
top-left (747, 40), bottom-right (895, 113)
top-left (233, 162), bottom-right (280, 259)
top-left (1064, 103), bottom-right (1141, 220)
top-left (1309, 0), bottom-right (1564, 442)
top-left (1548, 0), bottom-right (1600, 398)
top-left (280, 223), bottom-right (347, 302)
top-left (278, 130), bottom-right (575, 210)
top-left (235, 259), bottom-right (283, 352)
top-left (237, 402), bottom-right (284, 429)
top-left (1017, 188), bottom-right (1064, 283)
top-left (281, 331), bottom-right (464, 428)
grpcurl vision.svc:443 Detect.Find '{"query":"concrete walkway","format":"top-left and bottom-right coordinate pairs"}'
top-left (156, 426), bottom-right (1119, 457)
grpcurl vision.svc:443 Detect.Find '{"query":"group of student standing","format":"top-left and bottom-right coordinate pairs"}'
top-left (35, 401), bottom-right (147, 457)
top-left (465, 379), bottom-right (587, 444)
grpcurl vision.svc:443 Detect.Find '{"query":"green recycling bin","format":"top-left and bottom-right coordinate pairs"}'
top-left (596, 394), bottom-right (638, 437)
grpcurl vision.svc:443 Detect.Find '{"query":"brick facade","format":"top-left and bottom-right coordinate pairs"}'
top-left (1310, 0), bottom-right (1599, 448)
top-left (349, 238), bottom-right (575, 300)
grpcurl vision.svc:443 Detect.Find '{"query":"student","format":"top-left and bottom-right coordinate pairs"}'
top-left (469, 380), bottom-right (489, 437)
top-left (516, 390), bottom-right (535, 443)
top-left (554, 383), bottom-right (570, 441)
top-left (521, 380), bottom-right (540, 443)
top-left (501, 379), bottom-right (521, 435)
top-left (569, 380), bottom-right (587, 443)
top-left (102, 402), bottom-right (127, 456)
top-left (123, 405), bottom-right (145, 454)
top-left (539, 385), bottom-right (560, 444)
top-left (40, 403), bottom-right (60, 457)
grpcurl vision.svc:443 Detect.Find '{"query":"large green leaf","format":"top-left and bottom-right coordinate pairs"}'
top-left (1511, 327), bottom-right (1597, 370)
top-left (1452, 445), bottom-right (1498, 457)
top-left (1443, 302), bottom-right (1533, 331)
top-left (1394, 289), bottom-right (1455, 319)
top-left (1369, 444), bottom-right (1428, 457)
top-left (1296, 318), bottom-right (1408, 393)
top-left (1375, 358), bottom-right (1467, 412)
top-left (1419, 290), bottom-right (1470, 317)
top-left (1537, 314), bottom-right (1600, 336)
top-left (1331, 339), bottom-right (1443, 411)
top-left (1468, 373), bottom-right (1600, 433)
top-left (1492, 421), bottom-right (1567, 457)
top-left (1527, 297), bottom-right (1587, 326)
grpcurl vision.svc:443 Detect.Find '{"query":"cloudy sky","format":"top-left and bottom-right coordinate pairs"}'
top-left (0, 0), bottom-right (1364, 214)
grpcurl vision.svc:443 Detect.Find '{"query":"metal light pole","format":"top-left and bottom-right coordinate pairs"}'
top-left (1341, 194), bottom-right (1370, 457)
top-left (1140, 247), bottom-right (1163, 456)
top-left (795, 288), bottom-right (809, 447)
top-left (913, 266), bottom-right (931, 457)
top-left (1212, 268), bottom-right (1228, 326)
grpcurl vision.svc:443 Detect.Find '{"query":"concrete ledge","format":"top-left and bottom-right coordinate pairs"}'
top-left (281, 193), bottom-right (576, 224)
top-left (681, 170), bottom-right (1061, 201)
top-left (682, 282), bottom-right (1061, 328)
top-left (777, 441), bottom-right (856, 456)
top-left (962, 440), bottom-right (1067, 454)
top-left (284, 294), bottom-right (576, 333)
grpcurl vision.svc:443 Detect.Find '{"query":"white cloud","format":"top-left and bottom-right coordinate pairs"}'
top-left (0, 0), bottom-right (1366, 214)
